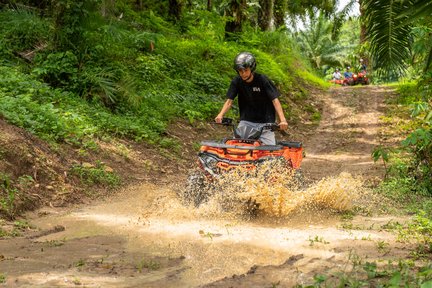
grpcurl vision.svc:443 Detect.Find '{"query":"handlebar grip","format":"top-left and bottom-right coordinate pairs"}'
top-left (212, 117), bottom-right (234, 126)
top-left (222, 117), bottom-right (233, 125)
top-left (267, 123), bottom-right (288, 136)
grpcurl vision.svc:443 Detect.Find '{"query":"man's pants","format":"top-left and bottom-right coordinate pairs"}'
top-left (238, 120), bottom-right (276, 145)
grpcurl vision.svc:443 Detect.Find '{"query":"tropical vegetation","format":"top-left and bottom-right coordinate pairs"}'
top-left (0, 0), bottom-right (431, 285)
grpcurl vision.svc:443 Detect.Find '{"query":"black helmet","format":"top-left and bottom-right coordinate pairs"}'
top-left (233, 52), bottom-right (256, 72)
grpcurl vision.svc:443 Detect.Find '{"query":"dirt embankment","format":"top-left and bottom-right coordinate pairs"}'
top-left (0, 86), bottom-right (409, 288)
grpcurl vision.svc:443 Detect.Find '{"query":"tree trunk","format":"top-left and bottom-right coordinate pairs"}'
top-left (224, 0), bottom-right (246, 39)
top-left (135, 0), bottom-right (143, 11)
top-left (359, 0), bottom-right (366, 44)
top-left (358, 0), bottom-right (369, 69)
top-left (207, 0), bottom-right (212, 11)
top-left (101, 0), bottom-right (115, 17)
top-left (274, 0), bottom-right (287, 29)
top-left (258, 0), bottom-right (274, 31)
top-left (169, 0), bottom-right (182, 21)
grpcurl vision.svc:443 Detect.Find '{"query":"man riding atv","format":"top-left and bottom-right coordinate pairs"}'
top-left (215, 52), bottom-right (288, 145)
top-left (180, 53), bottom-right (303, 212)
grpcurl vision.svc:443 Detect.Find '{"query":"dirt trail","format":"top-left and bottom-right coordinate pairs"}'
top-left (302, 86), bottom-right (386, 182)
top-left (0, 86), bottom-right (409, 288)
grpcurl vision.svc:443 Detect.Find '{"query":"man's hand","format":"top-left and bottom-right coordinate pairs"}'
top-left (215, 115), bottom-right (223, 123)
top-left (272, 99), bottom-right (288, 131)
top-left (279, 121), bottom-right (288, 130)
top-left (215, 99), bottom-right (233, 123)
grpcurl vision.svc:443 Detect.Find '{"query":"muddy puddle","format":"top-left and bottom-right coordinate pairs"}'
top-left (0, 171), bottom-right (399, 287)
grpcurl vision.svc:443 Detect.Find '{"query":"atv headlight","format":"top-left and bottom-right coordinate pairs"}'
top-left (199, 153), bottom-right (219, 174)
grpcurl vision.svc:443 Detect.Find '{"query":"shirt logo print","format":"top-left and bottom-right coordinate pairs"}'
top-left (253, 87), bottom-right (261, 92)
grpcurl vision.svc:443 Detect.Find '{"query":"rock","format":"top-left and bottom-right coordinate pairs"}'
top-left (104, 166), bottom-right (114, 173)
top-left (82, 162), bottom-right (94, 168)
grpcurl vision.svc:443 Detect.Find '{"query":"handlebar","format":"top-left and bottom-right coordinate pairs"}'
top-left (214, 118), bottom-right (288, 136)
top-left (221, 117), bottom-right (233, 125)
top-left (263, 123), bottom-right (288, 136)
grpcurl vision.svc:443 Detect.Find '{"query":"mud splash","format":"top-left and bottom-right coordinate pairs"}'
top-left (184, 161), bottom-right (364, 218)
top-left (4, 171), bottom-right (377, 288)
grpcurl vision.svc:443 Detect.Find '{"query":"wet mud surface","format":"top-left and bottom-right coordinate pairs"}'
top-left (0, 86), bottom-right (411, 287)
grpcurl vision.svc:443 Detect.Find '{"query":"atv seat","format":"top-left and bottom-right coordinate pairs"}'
top-left (278, 141), bottom-right (302, 148)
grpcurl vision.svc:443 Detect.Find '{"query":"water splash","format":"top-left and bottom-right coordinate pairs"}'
top-left (182, 161), bottom-right (364, 218)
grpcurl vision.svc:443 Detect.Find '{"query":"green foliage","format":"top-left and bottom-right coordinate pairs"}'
top-left (183, 10), bottom-right (225, 41)
top-left (70, 161), bottom-right (120, 187)
top-left (297, 257), bottom-right (432, 287)
top-left (32, 51), bottom-right (79, 88)
top-left (372, 146), bottom-right (390, 178)
top-left (51, 0), bottom-right (101, 52)
top-left (404, 140), bottom-right (432, 193)
top-left (0, 174), bottom-right (38, 221)
top-left (394, 82), bottom-right (422, 105)
top-left (399, 211), bottom-right (432, 255)
top-left (363, 0), bottom-right (413, 76)
top-left (0, 173), bottom-right (17, 220)
top-left (0, 8), bottom-right (50, 52)
top-left (0, 66), bottom-right (170, 143)
top-left (159, 137), bottom-right (180, 152)
top-left (0, 219), bottom-right (33, 238)
top-left (399, 82), bottom-right (432, 193)
top-left (295, 13), bottom-right (360, 76)
top-left (136, 259), bottom-right (161, 272)
top-left (0, 2), bottom-right (323, 151)
top-left (363, 0), bottom-right (432, 77)
top-left (377, 81), bottom-right (432, 195)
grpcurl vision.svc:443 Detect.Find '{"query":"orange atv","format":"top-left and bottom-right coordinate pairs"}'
top-left (181, 118), bottom-right (304, 207)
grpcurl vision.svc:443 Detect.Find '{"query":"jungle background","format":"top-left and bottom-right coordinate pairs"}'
top-left (0, 0), bottom-right (431, 286)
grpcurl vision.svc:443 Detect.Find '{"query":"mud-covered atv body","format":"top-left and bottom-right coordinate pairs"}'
top-left (198, 119), bottom-right (303, 178)
top-left (182, 118), bottom-right (304, 208)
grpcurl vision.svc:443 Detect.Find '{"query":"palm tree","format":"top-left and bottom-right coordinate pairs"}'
top-left (296, 13), bottom-right (349, 70)
top-left (362, 0), bottom-right (432, 74)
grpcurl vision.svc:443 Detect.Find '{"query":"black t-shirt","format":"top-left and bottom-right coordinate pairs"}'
top-left (226, 73), bottom-right (280, 123)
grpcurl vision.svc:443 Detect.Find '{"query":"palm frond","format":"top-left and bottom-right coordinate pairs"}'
top-left (332, 0), bottom-right (357, 40)
top-left (398, 0), bottom-right (432, 23)
top-left (363, 0), bottom-right (412, 75)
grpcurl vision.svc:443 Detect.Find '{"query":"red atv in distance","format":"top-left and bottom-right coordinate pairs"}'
top-left (342, 70), bottom-right (370, 86)
top-left (330, 69), bottom-right (370, 86)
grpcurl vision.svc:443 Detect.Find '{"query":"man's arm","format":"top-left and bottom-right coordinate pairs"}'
top-left (272, 98), bottom-right (288, 130)
top-left (215, 99), bottom-right (233, 123)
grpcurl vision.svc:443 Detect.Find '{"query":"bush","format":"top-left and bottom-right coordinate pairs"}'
top-left (0, 8), bottom-right (50, 52)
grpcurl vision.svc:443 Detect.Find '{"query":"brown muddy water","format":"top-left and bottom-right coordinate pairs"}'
top-left (3, 172), bottom-right (389, 287)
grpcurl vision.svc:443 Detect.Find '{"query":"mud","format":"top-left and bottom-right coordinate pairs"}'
top-left (0, 86), bottom-right (411, 287)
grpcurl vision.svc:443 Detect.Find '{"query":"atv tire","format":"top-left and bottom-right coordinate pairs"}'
top-left (181, 171), bottom-right (212, 207)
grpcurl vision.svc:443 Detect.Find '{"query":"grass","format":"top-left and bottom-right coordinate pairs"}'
top-left (296, 253), bottom-right (432, 287)
top-left (0, 220), bottom-right (33, 237)
top-left (75, 259), bottom-right (86, 268)
top-left (308, 235), bottom-right (330, 246)
top-left (136, 259), bottom-right (161, 272)
top-left (70, 161), bottom-right (121, 187)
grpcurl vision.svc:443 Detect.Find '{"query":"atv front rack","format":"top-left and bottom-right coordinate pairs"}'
top-left (198, 139), bottom-right (303, 177)
top-left (200, 141), bottom-right (283, 151)
top-left (200, 140), bottom-right (303, 150)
